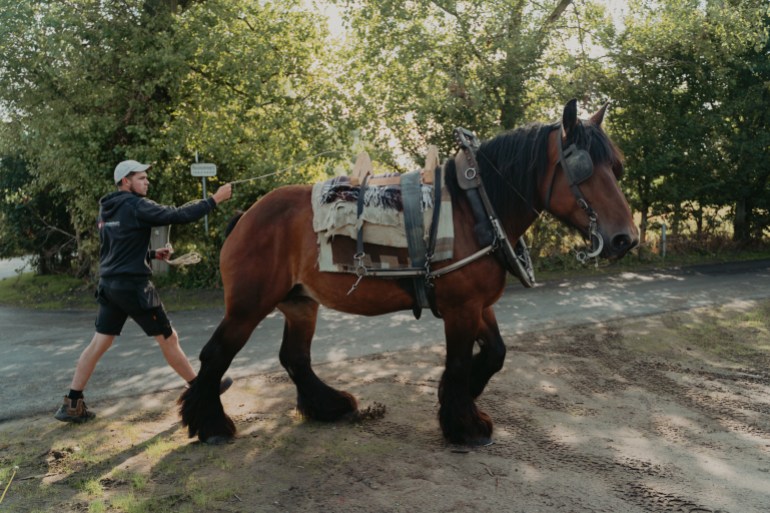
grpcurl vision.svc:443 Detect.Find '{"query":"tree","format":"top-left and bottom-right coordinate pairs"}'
top-left (331, 0), bottom-right (578, 163)
top-left (0, 0), bottom-right (351, 278)
top-left (601, 0), bottom-right (769, 245)
top-left (0, 153), bottom-right (75, 273)
top-left (0, 0), bottom-right (195, 275)
top-left (716, 6), bottom-right (770, 243)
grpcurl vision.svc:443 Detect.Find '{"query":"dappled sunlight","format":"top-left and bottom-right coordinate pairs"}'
top-left (4, 303), bottom-right (770, 512)
top-left (51, 341), bottom-right (89, 356)
top-left (616, 271), bottom-right (685, 282)
top-left (113, 365), bottom-right (186, 392)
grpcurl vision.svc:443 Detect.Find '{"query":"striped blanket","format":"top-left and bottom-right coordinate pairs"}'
top-left (311, 170), bottom-right (454, 273)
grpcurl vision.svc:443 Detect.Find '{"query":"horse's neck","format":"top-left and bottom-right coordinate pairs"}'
top-left (479, 164), bottom-right (540, 242)
top-left (503, 209), bottom-right (538, 242)
top-left (448, 153), bottom-right (539, 241)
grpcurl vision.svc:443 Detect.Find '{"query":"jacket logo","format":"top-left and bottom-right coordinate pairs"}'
top-left (98, 221), bottom-right (120, 229)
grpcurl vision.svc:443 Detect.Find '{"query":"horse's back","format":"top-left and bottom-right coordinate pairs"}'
top-left (219, 185), bottom-right (315, 302)
top-left (225, 184), bottom-right (314, 248)
top-left (221, 183), bottom-right (419, 315)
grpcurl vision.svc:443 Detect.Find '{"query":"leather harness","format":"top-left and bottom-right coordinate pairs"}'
top-left (348, 127), bottom-right (537, 318)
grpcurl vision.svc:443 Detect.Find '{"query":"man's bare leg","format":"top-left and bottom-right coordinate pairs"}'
top-left (155, 328), bottom-right (196, 383)
top-left (70, 332), bottom-right (116, 391)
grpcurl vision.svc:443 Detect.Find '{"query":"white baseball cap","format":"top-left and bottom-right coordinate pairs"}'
top-left (114, 160), bottom-right (151, 184)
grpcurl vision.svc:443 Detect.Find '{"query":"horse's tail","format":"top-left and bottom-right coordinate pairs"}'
top-left (224, 211), bottom-right (244, 238)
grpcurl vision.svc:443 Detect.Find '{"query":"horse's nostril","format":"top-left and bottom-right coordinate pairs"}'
top-left (612, 234), bottom-right (632, 251)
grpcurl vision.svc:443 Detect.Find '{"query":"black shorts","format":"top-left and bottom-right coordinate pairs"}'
top-left (94, 278), bottom-right (173, 338)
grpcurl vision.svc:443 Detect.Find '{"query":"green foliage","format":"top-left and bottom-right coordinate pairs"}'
top-left (601, 0), bottom-right (770, 244)
top-left (331, 0), bottom-right (581, 162)
top-left (0, 154), bottom-right (76, 273)
top-left (0, 0), bottom-right (767, 285)
top-left (0, 0), bottom-right (353, 283)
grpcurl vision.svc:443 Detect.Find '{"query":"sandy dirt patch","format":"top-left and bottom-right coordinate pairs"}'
top-left (1, 300), bottom-right (769, 512)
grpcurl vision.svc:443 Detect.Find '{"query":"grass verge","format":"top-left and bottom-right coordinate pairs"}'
top-left (0, 274), bottom-right (223, 312)
top-left (1, 248), bottom-right (768, 311)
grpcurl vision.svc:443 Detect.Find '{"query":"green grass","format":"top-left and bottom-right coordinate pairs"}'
top-left (0, 272), bottom-right (222, 311)
top-left (0, 273), bottom-right (93, 309)
top-left (88, 500), bottom-right (108, 513)
top-left (533, 247), bottom-right (770, 282)
top-left (1, 247), bottom-right (768, 311)
top-left (78, 477), bottom-right (104, 496)
top-left (676, 301), bottom-right (770, 362)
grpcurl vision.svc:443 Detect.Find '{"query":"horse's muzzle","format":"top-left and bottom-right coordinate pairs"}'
top-left (604, 231), bottom-right (638, 259)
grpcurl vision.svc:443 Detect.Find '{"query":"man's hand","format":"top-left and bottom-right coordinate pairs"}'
top-left (212, 183), bottom-right (233, 204)
top-left (154, 247), bottom-right (174, 261)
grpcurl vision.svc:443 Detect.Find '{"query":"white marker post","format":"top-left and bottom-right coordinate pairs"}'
top-left (191, 152), bottom-right (217, 235)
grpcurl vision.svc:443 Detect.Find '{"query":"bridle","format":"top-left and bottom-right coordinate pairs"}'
top-left (544, 122), bottom-right (604, 263)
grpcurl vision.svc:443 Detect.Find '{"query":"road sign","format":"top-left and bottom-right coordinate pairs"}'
top-left (191, 163), bottom-right (217, 177)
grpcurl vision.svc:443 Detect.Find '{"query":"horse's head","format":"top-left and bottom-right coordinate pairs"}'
top-left (541, 99), bottom-right (639, 260)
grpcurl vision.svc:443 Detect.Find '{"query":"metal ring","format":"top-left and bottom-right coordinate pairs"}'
top-left (464, 167), bottom-right (477, 180)
top-left (585, 231), bottom-right (604, 258)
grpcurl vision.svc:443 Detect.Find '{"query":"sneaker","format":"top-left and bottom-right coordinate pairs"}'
top-left (54, 396), bottom-right (96, 423)
top-left (185, 376), bottom-right (234, 395)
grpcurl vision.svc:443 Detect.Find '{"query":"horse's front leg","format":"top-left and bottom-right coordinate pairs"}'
top-left (439, 308), bottom-right (494, 445)
top-left (470, 306), bottom-right (506, 398)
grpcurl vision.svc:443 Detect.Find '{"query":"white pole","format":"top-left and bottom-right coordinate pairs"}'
top-left (661, 222), bottom-right (667, 259)
top-left (195, 151), bottom-right (209, 235)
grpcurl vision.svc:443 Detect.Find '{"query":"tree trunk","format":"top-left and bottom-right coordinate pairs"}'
top-left (732, 198), bottom-right (751, 243)
top-left (639, 206), bottom-right (648, 247)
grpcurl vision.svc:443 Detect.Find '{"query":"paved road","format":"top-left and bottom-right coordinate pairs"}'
top-left (1, 259), bottom-right (769, 421)
top-left (0, 256), bottom-right (31, 278)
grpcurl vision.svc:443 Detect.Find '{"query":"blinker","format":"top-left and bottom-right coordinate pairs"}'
top-left (562, 144), bottom-right (593, 185)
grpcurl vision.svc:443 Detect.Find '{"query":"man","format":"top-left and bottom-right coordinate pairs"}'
top-left (55, 159), bottom-right (233, 423)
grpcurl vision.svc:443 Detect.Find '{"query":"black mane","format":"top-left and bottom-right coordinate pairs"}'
top-left (444, 120), bottom-right (623, 220)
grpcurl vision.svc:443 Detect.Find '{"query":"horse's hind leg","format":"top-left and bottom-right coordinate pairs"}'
top-left (439, 308), bottom-right (494, 445)
top-left (470, 306), bottom-right (506, 399)
top-left (179, 311), bottom-right (260, 443)
top-left (278, 296), bottom-right (358, 421)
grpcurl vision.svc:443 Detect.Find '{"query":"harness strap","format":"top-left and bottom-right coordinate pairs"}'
top-left (427, 166), bottom-right (443, 259)
top-left (427, 245), bottom-right (495, 279)
top-left (400, 170), bottom-right (430, 315)
top-left (426, 165), bottom-right (443, 318)
top-left (453, 127), bottom-right (535, 288)
top-left (354, 174), bottom-right (369, 272)
top-left (548, 125), bottom-right (604, 262)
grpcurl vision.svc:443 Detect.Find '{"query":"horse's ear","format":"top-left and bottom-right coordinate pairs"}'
top-left (562, 98), bottom-right (578, 137)
top-left (590, 102), bottom-right (609, 127)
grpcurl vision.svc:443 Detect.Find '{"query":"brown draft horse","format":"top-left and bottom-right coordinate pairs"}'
top-left (179, 99), bottom-right (639, 445)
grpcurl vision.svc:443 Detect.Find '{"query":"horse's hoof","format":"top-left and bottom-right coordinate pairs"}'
top-left (202, 435), bottom-right (234, 446)
top-left (467, 437), bottom-right (494, 448)
top-left (341, 410), bottom-right (361, 422)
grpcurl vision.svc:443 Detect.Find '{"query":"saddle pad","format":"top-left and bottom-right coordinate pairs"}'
top-left (312, 171), bottom-right (454, 273)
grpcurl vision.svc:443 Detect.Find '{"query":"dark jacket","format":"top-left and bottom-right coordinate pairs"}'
top-left (97, 191), bottom-right (216, 278)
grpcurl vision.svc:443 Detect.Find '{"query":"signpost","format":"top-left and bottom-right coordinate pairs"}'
top-left (191, 152), bottom-right (216, 235)
top-left (190, 163), bottom-right (217, 177)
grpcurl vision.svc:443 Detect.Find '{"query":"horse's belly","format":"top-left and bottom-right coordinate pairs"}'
top-left (298, 275), bottom-right (415, 316)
